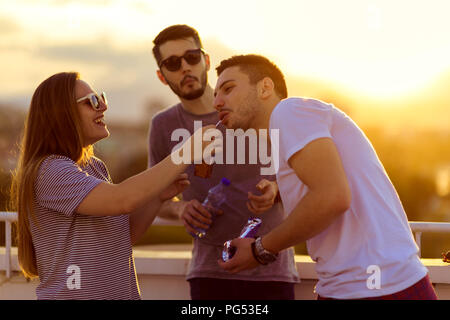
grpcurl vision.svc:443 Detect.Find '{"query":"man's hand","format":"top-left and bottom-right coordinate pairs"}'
top-left (181, 199), bottom-right (223, 236)
top-left (247, 179), bottom-right (279, 214)
top-left (159, 173), bottom-right (190, 202)
top-left (218, 237), bottom-right (259, 273)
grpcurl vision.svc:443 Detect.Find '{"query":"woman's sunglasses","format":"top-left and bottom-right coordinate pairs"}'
top-left (159, 48), bottom-right (206, 72)
top-left (77, 92), bottom-right (108, 111)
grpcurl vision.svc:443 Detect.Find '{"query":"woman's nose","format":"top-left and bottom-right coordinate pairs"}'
top-left (99, 99), bottom-right (107, 111)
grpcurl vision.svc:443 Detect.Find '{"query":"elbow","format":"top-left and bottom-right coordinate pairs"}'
top-left (121, 202), bottom-right (136, 215)
top-left (121, 196), bottom-right (142, 215)
top-left (337, 188), bottom-right (352, 214)
top-left (327, 185), bottom-right (352, 217)
top-left (117, 189), bottom-right (158, 216)
top-left (118, 192), bottom-right (142, 215)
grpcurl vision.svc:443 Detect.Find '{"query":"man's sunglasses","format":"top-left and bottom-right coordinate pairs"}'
top-left (77, 92), bottom-right (108, 111)
top-left (159, 48), bottom-right (206, 72)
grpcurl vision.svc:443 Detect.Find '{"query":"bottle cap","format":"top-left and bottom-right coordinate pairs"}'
top-left (221, 178), bottom-right (231, 186)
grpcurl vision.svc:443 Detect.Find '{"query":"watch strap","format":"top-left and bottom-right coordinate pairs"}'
top-left (253, 236), bottom-right (278, 265)
top-left (251, 240), bottom-right (268, 265)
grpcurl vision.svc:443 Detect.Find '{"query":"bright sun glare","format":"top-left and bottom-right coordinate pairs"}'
top-left (1, 0), bottom-right (450, 100)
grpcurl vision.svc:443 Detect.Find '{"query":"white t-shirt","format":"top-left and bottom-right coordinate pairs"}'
top-left (269, 97), bottom-right (427, 299)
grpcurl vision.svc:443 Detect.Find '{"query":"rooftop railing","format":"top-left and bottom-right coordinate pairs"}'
top-left (1, 212), bottom-right (450, 279)
top-left (0, 211), bottom-right (17, 278)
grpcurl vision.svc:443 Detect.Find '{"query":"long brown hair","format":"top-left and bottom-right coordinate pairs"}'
top-left (10, 72), bottom-right (93, 278)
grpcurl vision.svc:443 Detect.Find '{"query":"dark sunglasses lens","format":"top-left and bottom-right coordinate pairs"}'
top-left (162, 50), bottom-right (202, 71)
top-left (164, 57), bottom-right (182, 72)
top-left (184, 50), bottom-right (202, 65)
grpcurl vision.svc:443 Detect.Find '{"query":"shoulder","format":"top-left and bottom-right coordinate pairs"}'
top-left (151, 103), bottom-right (181, 127)
top-left (88, 156), bottom-right (109, 176)
top-left (39, 154), bottom-right (77, 173)
top-left (275, 97), bottom-right (332, 113)
top-left (89, 155), bottom-right (106, 167)
top-left (39, 155), bottom-right (107, 179)
top-left (36, 155), bottom-right (82, 188)
top-left (272, 97), bottom-right (332, 124)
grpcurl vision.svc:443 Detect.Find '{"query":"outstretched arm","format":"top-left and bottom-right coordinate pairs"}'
top-left (76, 124), bottom-right (218, 217)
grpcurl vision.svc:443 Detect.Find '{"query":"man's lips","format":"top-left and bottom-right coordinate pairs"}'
top-left (181, 76), bottom-right (198, 86)
top-left (219, 111), bottom-right (230, 122)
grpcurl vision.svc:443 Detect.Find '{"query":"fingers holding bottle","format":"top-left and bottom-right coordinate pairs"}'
top-left (181, 199), bottom-right (213, 237)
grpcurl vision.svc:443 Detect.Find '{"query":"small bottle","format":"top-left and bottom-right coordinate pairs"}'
top-left (222, 217), bottom-right (262, 262)
top-left (193, 120), bottom-right (222, 179)
top-left (194, 160), bottom-right (214, 178)
top-left (194, 178), bottom-right (231, 238)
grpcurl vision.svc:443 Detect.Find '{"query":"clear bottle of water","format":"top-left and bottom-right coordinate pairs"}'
top-left (195, 178), bottom-right (231, 238)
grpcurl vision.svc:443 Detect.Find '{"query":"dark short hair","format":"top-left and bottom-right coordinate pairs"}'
top-left (216, 54), bottom-right (288, 99)
top-left (152, 24), bottom-right (203, 66)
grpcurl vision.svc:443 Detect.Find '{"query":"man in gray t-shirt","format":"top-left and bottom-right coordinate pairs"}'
top-left (149, 25), bottom-right (299, 299)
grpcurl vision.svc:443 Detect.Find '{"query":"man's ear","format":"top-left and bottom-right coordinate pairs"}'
top-left (157, 69), bottom-right (168, 85)
top-left (258, 77), bottom-right (275, 99)
top-left (205, 53), bottom-right (211, 71)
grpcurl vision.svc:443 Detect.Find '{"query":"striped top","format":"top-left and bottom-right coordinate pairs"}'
top-left (31, 155), bottom-right (140, 300)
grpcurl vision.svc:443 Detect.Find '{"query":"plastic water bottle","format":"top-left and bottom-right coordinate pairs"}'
top-left (195, 178), bottom-right (231, 238)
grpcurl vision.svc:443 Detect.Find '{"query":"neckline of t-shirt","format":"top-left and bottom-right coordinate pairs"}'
top-left (176, 103), bottom-right (218, 119)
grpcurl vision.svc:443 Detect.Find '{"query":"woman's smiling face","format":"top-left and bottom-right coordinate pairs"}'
top-left (75, 79), bottom-right (109, 146)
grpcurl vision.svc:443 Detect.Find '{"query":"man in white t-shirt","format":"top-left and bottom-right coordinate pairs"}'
top-left (215, 54), bottom-right (437, 300)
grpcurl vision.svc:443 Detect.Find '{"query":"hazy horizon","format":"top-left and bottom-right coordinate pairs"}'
top-left (1, 0), bottom-right (450, 128)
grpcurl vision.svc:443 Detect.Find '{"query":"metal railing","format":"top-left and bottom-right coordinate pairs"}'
top-left (1, 212), bottom-right (450, 279)
top-left (0, 211), bottom-right (17, 279)
top-left (409, 221), bottom-right (450, 257)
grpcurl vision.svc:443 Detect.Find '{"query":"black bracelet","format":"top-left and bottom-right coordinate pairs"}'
top-left (251, 241), bottom-right (267, 265)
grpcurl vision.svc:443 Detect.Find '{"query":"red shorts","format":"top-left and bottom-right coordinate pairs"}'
top-left (318, 274), bottom-right (438, 300)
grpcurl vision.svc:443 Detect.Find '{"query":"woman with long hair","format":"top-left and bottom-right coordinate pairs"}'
top-left (10, 72), bottom-right (216, 299)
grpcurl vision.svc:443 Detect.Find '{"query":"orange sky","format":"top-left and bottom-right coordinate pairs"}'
top-left (1, 0), bottom-right (449, 123)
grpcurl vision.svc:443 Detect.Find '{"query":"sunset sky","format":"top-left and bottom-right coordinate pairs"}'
top-left (1, 0), bottom-right (450, 123)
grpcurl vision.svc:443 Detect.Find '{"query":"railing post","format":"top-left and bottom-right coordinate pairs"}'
top-left (414, 231), bottom-right (422, 258)
top-left (5, 220), bottom-right (11, 278)
top-left (1, 211), bottom-right (18, 279)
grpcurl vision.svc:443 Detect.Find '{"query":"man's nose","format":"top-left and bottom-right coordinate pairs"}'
top-left (180, 57), bottom-right (192, 73)
top-left (214, 95), bottom-right (223, 111)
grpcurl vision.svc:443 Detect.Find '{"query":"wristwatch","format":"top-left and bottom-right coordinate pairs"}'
top-left (251, 236), bottom-right (278, 265)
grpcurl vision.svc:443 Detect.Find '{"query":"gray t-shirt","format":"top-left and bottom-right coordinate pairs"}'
top-left (149, 103), bottom-right (299, 283)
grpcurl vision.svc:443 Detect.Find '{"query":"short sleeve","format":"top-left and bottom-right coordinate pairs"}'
top-left (270, 98), bottom-right (333, 162)
top-left (34, 156), bottom-right (104, 217)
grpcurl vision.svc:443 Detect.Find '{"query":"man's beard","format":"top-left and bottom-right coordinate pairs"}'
top-left (233, 89), bottom-right (259, 131)
top-left (166, 72), bottom-right (208, 101)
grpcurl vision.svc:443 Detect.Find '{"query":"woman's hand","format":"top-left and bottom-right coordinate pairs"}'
top-left (159, 173), bottom-right (190, 202)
